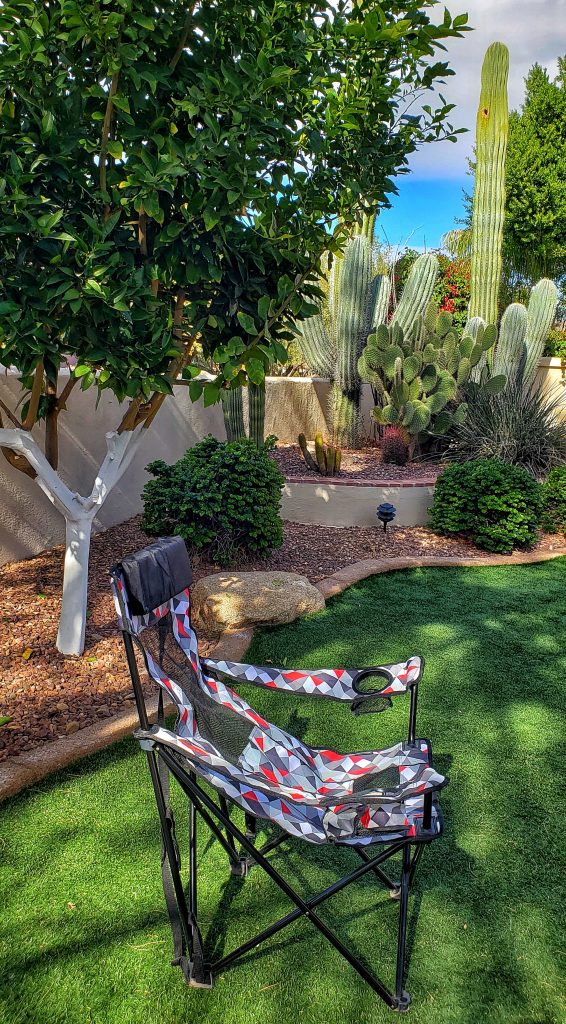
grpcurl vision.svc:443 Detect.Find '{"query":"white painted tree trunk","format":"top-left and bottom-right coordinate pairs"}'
top-left (0, 424), bottom-right (145, 655)
top-left (57, 514), bottom-right (94, 655)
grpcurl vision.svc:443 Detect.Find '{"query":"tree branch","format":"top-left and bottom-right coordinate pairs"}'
top-left (169, 6), bottom-right (196, 70)
top-left (55, 373), bottom-right (79, 412)
top-left (22, 359), bottom-right (44, 430)
top-left (99, 69), bottom-right (120, 202)
top-left (0, 395), bottom-right (23, 429)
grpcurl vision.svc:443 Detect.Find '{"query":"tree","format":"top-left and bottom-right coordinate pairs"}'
top-left (0, 0), bottom-right (468, 654)
top-left (503, 58), bottom-right (566, 295)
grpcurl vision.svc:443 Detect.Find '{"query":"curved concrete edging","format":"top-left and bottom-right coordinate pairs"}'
top-left (1, 548), bottom-right (565, 803)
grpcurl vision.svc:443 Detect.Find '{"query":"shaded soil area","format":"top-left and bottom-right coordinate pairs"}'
top-left (0, 516), bottom-right (563, 762)
top-left (272, 442), bottom-right (442, 481)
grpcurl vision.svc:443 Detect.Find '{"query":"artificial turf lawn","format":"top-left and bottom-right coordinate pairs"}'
top-left (1, 561), bottom-right (565, 1024)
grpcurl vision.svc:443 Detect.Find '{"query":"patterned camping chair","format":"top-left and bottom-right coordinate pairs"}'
top-left (111, 537), bottom-right (448, 1013)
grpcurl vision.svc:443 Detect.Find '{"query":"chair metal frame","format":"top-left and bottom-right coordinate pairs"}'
top-left (114, 569), bottom-right (443, 1014)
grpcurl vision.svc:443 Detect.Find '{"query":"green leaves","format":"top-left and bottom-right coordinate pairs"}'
top-left (0, 0), bottom-right (468, 414)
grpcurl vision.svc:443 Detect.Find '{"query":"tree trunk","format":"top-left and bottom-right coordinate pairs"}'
top-left (0, 424), bottom-right (145, 656)
top-left (56, 515), bottom-right (94, 655)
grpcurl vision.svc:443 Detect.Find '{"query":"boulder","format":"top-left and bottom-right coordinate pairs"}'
top-left (191, 571), bottom-right (325, 638)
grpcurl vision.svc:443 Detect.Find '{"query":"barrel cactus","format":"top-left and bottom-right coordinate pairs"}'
top-left (296, 228), bottom-right (439, 446)
top-left (358, 310), bottom-right (500, 438)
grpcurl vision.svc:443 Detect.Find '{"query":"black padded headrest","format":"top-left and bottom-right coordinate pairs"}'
top-left (114, 536), bottom-right (192, 615)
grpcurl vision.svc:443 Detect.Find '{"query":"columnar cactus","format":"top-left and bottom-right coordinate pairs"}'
top-left (221, 380), bottom-right (266, 446)
top-left (248, 382), bottom-right (266, 447)
top-left (221, 387), bottom-right (246, 441)
top-left (492, 279), bottom-right (558, 384)
top-left (524, 278), bottom-right (559, 385)
top-left (468, 42), bottom-right (510, 329)
top-left (297, 238), bottom-right (438, 446)
top-left (358, 311), bottom-right (500, 437)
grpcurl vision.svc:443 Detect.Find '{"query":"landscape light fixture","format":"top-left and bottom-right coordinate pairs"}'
top-left (377, 502), bottom-right (397, 532)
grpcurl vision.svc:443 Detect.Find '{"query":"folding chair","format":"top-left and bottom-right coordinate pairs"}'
top-left (111, 537), bottom-right (448, 1012)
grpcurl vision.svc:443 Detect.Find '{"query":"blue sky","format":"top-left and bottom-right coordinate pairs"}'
top-left (377, 178), bottom-right (469, 252)
top-left (379, 0), bottom-right (562, 250)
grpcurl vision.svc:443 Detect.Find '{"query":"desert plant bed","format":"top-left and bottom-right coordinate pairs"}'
top-left (0, 516), bottom-right (563, 765)
top-left (271, 441), bottom-right (443, 482)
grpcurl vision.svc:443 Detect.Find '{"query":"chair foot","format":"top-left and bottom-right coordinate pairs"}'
top-left (391, 991), bottom-right (411, 1012)
top-left (389, 884), bottom-right (402, 901)
top-left (179, 957), bottom-right (213, 989)
top-left (230, 857), bottom-right (252, 877)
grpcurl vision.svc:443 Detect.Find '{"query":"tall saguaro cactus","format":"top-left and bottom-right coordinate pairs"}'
top-left (468, 42), bottom-right (510, 328)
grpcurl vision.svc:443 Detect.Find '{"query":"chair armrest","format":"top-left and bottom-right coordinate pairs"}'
top-left (202, 655), bottom-right (423, 705)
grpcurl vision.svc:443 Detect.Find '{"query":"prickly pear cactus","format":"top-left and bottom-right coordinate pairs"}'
top-left (358, 310), bottom-right (500, 438)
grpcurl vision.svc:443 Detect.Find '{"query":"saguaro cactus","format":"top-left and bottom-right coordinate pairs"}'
top-left (468, 42), bottom-right (510, 328)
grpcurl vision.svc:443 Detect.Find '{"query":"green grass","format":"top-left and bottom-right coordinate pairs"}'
top-left (1, 561), bottom-right (565, 1024)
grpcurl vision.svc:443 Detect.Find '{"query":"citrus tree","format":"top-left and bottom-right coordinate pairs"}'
top-left (0, 0), bottom-right (468, 653)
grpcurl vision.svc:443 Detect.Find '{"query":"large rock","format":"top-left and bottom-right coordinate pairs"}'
top-left (191, 571), bottom-right (325, 638)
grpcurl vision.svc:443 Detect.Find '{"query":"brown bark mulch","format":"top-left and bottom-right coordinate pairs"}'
top-left (271, 442), bottom-right (442, 481)
top-left (0, 516), bottom-right (563, 762)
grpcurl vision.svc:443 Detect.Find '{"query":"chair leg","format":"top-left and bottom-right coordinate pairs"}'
top-left (184, 777), bottom-right (211, 988)
top-left (394, 844), bottom-right (412, 1012)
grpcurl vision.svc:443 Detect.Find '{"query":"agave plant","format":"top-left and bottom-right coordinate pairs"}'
top-left (447, 377), bottom-right (566, 477)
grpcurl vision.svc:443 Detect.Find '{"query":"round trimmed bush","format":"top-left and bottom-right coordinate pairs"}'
top-left (429, 458), bottom-right (543, 554)
top-left (541, 467), bottom-right (566, 536)
top-left (141, 435), bottom-right (284, 566)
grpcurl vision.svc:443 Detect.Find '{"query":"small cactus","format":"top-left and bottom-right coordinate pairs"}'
top-left (298, 433), bottom-right (342, 476)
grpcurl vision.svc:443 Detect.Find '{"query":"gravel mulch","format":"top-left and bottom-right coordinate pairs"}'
top-left (0, 516), bottom-right (563, 762)
top-left (271, 442), bottom-right (442, 481)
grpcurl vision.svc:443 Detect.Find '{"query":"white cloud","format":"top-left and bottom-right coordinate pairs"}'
top-left (409, 0), bottom-right (565, 178)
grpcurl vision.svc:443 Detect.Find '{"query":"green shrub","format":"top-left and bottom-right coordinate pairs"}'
top-left (429, 459), bottom-right (543, 554)
top-left (543, 327), bottom-right (566, 360)
top-left (141, 435), bottom-right (284, 566)
top-left (541, 467), bottom-right (566, 535)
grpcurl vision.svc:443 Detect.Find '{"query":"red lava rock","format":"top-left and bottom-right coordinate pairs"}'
top-left (271, 442), bottom-right (442, 482)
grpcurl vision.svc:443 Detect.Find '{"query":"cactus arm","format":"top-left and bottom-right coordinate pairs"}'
top-left (391, 253), bottom-right (439, 342)
top-left (298, 434), bottom-right (320, 473)
top-left (329, 383), bottom-right (359, 448)
top-left (493, 303), bottom-right (528, 378)
top-left (333, 235), bottom-right (374, 394)
top-left (248, 381), bottom-right (266, 447)
top-left (523, 278), bottom-right (559, 386)
top-left (468, 42), bottom-right (510, 328)
top-left (370, 273), bottom-right (392, 328)
top-left (296, 314), bottom-right (334, 378)
top-left (221, 388), bottom-right (246, 441)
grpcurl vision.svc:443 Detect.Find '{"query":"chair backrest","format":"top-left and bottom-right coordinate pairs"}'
top-left (110, 537), bottom-right (268, 763)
